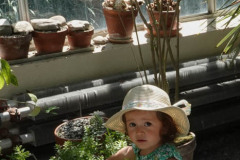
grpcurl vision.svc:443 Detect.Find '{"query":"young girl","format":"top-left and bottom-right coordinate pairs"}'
top-left (105, 84), bottom-right (190, 160)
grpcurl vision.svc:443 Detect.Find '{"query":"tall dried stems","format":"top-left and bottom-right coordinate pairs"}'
top-left (132, 0), bottom-right (181, 102)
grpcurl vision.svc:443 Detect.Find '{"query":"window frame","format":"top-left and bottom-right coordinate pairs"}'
top-left (17, 0), bottom-right (220, 23)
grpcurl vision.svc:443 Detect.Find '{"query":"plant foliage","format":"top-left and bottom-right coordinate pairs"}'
top-left (0, 0), bottom-right (18, 23)
top-left (0, 59), bottom-right (18, 90)
top-left (50, 115), bottom-right (129, 160)
top-left (6, 145), bottom-right (31, 160)
top-left (216, 0), bottom-right (240, 61)
top-left (134, 0), bottom-right (181, 101)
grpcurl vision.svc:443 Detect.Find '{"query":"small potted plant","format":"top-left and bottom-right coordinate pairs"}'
top-left (0, 19), bottom-right (33, 60)
top-left (66, 20), bottom-right (94, 50)
top-left (51, 111), bottom-right (129, 160)
top-left (31, 15), bottom-right (68, 55)
top-left (146, 0), bottom-right (179, 37)
top-left (54, 111), bottom-right (107, 145)
top-left (102, 0), bottom-right (144, 43)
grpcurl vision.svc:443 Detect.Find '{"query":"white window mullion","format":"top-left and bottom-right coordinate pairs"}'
top-left (208, 0), bottom-right (217, 14)
top-left (18, 0), bottom-right (30, 21)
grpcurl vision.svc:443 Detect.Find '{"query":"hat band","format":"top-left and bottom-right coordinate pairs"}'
top-left (122, 100), bottom-right (169, 110)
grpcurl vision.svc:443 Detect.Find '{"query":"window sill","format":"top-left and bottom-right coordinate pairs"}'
top-left (2, 17), bottom-right (239, 99)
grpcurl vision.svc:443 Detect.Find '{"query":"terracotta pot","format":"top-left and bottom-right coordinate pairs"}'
top-left (67, 25), bottom-right (94, 50)
top-left (103, 7), bottom-right (138, 43)
top-left (0, 34), bottom-right (32, 60)
top-left (147, 6), bottom-right (179, 37)
top-left (54, 116), bottom-right (107, 146)
top-left (32, 28), bottom-right (67, 55)
top-left (177, 132), bottom-right (196, 160)
top-left (54, 121), bottom-right (82, 146)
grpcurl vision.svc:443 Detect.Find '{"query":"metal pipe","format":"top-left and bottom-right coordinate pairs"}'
top-left (0, 138), bottom-right (12, 150)
top-left (0, 107), bottom-right (32, 123)
top-left (18, 107), bottom-right (31, 118)
top-left (0, 133), bottom-right (34, 150)
top-left (13, 56), bottom-right (221, 102)
top-left (9, 128), bottom-right (20, 135)
top-left (0, 112), bottom-right (10, 123)
top-left (20, 133), bottom-right (34, 144)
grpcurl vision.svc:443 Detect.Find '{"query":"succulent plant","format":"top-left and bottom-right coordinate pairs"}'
top-left (102, 0), bottom-right (144, 11)
top-left (148, 0), bottom-right (177, 11)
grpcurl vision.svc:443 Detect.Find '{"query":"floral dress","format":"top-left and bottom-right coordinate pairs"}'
top-left (132, 143), bottom-right (182, 160)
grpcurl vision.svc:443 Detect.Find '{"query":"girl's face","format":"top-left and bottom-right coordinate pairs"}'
top-left (125, 110), bottom-right (163, 156)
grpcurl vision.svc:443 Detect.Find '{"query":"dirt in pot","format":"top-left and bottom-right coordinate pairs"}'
top-left (57, 115), bottom-right (107, 140)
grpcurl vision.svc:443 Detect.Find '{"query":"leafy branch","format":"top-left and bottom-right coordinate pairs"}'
top-left (0, 59), bottom-right (18, 90)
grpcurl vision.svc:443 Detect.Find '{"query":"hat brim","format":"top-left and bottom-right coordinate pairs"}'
top-left (105, 106), bottom-right (190, 136)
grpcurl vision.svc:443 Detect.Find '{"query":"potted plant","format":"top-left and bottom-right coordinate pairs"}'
top-left (146, 0), bottom-right (179, 37)
top-left (31, 15), bottom-right (68, 55)
top-left (54, 111), bottom-right (107, 146)
top-left (102, 0), bottom-right (144, 43)
top-left (51, 112), bottom-right (129, 160)
top-left (66, 20), bottom-right (94, 50)
top-left (0, 19), bottom-right (33, 60)
top-left (175, 132), bottom-right (196, 160)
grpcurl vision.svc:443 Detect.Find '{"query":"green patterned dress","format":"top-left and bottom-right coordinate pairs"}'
top-left (132, 143), bottom-right (182, 160)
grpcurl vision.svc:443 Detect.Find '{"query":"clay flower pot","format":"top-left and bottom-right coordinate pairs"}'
top-left (54, 116), bottom-right (107, 145)
top-left (146, 0), bottom-right (180, 37)
top-left (147, 9), bottom-right (178, 37)
top-left (176, 132), bottom-right (196, 160)
top-left (0, 34), bottom-right (32, 60)
top-left (67, 25), bottom-right (94, 49)
top-left (32, 28), bottom-right (68, 55)
top-left (102, 7), bottom-right (138, 43)
top-left (54, 117), bottom-right (89, 145)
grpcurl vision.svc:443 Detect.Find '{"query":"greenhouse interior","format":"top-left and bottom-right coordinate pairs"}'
top-left (0, 0), bottom-right (240, 159)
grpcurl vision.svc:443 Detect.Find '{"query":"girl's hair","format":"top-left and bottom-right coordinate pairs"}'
top-left (122, 111), bottom-right (178, 144)
top-left (156, 111), bottom-right (178, 144)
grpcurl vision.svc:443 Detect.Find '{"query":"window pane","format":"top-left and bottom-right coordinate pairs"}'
top-left (216, 0), bottom-right (235, 10)
top-left (180, 0), bottom-right (208, 17)
top-left (28, 0), bottom-right (210, 31)
top-left (0, 0), bottom-right (19, 23)
top-left (28, 0), bottom-right (106, 30)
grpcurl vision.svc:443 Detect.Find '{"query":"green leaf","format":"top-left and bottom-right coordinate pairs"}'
top-left (28, 106), bottom-right (41, 117)
top-left (27, 93), bottom-right (38, 103)
top-left (1, 59), bottom-right (12, 85)
top-left (0, 74), bottom-right (5, 90)
top-left (10, 74), bottom-right (18, 86)
top-left (222, 5), bottom-right (240, 28)
top-left (222, 32), bottom-right (239, 54)
top-left (45, 106), bottom-right (59, 114)
top-left (216, 23), bottom-right (240, 47)
top-left (0, 59), bottom-right (18, 88)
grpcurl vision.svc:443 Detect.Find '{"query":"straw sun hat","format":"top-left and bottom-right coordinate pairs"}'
top-left (105, 84), bottom-right (190, 136)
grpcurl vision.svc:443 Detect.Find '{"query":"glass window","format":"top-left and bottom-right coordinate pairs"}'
top-left (28, 0), bottom-right (106, 30)
top-left (180, 0), bottom-right (208, 17)
top-left (27, 0), bottom-right (214, 31)
top-left (10, 0), bottom-right (236, 31)
top-left (216, 0), bottom-right (235, 10)
top-left (0, 0), bottom-right (19, 23)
